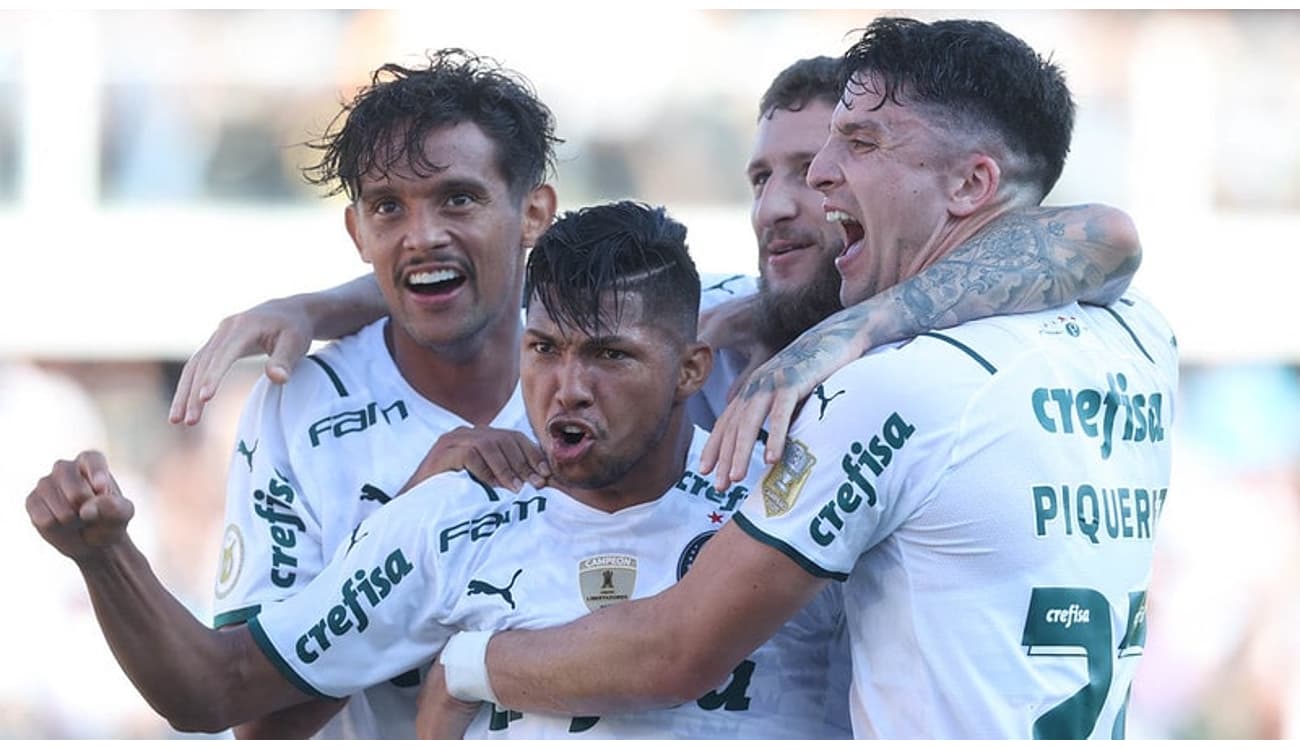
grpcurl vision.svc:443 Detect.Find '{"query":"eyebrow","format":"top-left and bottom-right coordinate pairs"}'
top-left (836, 116), bottom-right (886, 138)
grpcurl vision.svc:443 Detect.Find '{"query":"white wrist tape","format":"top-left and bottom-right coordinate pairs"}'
top-left (440, 631), bottom-right (500, 704)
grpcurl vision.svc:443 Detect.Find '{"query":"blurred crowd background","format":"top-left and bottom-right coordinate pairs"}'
top-left (1, 8), bottom-right (1297, 739)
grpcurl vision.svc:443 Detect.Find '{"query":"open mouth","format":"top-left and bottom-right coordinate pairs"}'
top-left (548, 419), bottom-right (595, 462)
top-left (405, 268), bottom-right (466, 297)
top-left (825, 210), bottom-right (864, 254)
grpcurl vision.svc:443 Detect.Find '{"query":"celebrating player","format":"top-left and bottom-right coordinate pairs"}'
top-left (421, 18), bottom-right (1178, 740)
top-left (25, 201), bottom-right (853, 739)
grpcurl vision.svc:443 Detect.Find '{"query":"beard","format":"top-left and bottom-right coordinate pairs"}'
top-left (755, 252), bottom-right (845, 351)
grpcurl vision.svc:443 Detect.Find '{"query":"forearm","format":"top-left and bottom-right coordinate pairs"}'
top-left (484, 592), bottom-right (732, 715)
top-left (233, 699), bottom-right (346, 739)
top-left (865, 203), bottom-right (1141, 348)
top-left (298, 274), bottom-right (387, 340)
top-left (77, 539), bottom-right (259, 732)
top-left (479, 525), bottom-right (818, 716)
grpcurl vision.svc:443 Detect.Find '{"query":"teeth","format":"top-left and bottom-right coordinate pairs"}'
top-left (561, 426), bottom-right (584, 436)
top-left (825, 210), bottom-right (855, 224)
top-left (408, 269), bottom-right (462, 285)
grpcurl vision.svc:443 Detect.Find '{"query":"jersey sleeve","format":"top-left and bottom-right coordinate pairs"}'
top-left (211, 376), bottom-right (327, 627)
top-left (733, 344), bottom-right (968, 578)
top-left (248, 487), bottom-right (453, 699)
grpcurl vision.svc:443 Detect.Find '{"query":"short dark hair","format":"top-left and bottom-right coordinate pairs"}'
top-left (525, 201), bottom-right (700, 342)
top-left (758, 56), bottom-right (841, 121)
top-left (303, 48), bottom-right (560, 201)
top-left (840, 17), bottom-right (1074, 198)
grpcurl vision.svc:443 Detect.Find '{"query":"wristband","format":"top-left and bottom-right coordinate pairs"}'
top-left (440, 630), bottom-right (500, 704)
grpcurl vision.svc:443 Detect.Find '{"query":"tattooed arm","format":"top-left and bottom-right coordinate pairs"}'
top-left (701, 203), bottom-right (1140, 487)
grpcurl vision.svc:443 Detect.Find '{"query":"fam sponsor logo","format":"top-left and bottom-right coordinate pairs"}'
top-left (214, 524), bottom-right (244, 599)
top-left (295, 547), bottom-right (414, 664)
top-left (438, 495), bottom-right (547, 553)
top-left (308, 400), bottom-right (409, 448)
top-left (252, 470), bottom-right (305, 588)
top-left (579, 554), bottom-right (637, 612)
top-left (1031, 372), bottom-right (1167, 460)
top-left (810, 412), bottom-right (915, 547)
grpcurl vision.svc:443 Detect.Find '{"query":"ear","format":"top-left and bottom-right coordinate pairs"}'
top-left (948, 153), bottom-right (1001, 218)
top-left (344, 203), bottom-right (371, 264)
top-left (674, 341), bottom-right (714, 404)
top-left (520, 184), bottom-right (558, 248)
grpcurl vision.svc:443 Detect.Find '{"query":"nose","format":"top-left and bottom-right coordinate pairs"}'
top-left (753, 178), bottom-right (799, 231)
top-left (402, 204), bottom-right (452, 253)
top-left (554, 356), bottom-right (595, 411)
top-left (807, 141), bottom-right (840, 195)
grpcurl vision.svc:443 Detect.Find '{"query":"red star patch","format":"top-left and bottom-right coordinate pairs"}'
top-left (709, 511), bottom-right (724, 524)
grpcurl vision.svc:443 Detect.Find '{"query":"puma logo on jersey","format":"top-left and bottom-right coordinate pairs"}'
top-left (237, 439), bottom-right (258, 472)
top-left (703, 274), bottom-right (745, 295)
top-left (812, 385), bottom-right (845, 420)
top-left (345, 524), bottom-right (368, 555)
top-left (467, 569), bottom-right (523, 609)
top-left (359, 483), bottom-right (391, 504)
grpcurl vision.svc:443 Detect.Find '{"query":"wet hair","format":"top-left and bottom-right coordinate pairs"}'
top-left (758, 56), bottom-right (841, 121)
top-left (303, 48), bottom-right (560, 201)
top-left (840, 17), bottom-right (1075, 199)
top-left (525, 201), bottom-right (700, 342)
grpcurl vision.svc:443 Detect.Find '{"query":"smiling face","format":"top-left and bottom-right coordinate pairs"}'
top-left (345, 121), bottom-right (547, 360)
top-left (748, 101), bottom-right (846, 347)
top-left (807, 74), bottom-right (963, 307)
top-left (522, 290), bottom-right (708, 502)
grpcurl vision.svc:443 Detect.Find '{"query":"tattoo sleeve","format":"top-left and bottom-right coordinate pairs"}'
top-left (888, 203), bottom-right (1141, 334)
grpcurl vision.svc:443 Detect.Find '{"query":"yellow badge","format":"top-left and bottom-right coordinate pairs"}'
top-left (578, 554), bottom-right (638, 612)
top-left (214, 524), bottom-right (244, 599)
top-left (762, 439), bottom-right (815, 517)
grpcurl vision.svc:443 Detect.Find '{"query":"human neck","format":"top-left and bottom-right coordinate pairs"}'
top-left (386, 315), bottom-right (521, 426)
top-left (560, 413), bottom-right (695, 515)
top-left (908, 196), bottom-right (1028, 280)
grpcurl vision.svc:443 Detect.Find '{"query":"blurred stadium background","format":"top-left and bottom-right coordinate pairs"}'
top-left (1, 8), bottom-right (1297, 739)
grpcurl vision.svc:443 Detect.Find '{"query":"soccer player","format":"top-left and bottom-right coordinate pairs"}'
top-left (173, 58), bottom-right (1141, 441)
top-left (26, 201), bottom-right (853, 739)
top-left (419, 18), bottom-right (1179, 740)
top-left (200, 49), bottom-right (559, 739)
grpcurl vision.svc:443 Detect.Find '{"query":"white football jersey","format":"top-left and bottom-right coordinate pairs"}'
top-left (736, 293), bottom-right (1178, 739)
top-left (690, 272), bottom-right (759, 430)
top-left (252, 428), bottom-right (852, 739)
top-left (211, 318), bottom-right (531, 739)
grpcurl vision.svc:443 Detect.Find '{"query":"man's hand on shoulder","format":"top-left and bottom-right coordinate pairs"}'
top-left (399, 427), bottom-right (551, 494)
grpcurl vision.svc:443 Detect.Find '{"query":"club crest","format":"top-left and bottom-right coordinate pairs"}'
top-left (214, 524), bottom-right (245, 599)
top-left (578, 554), bottom-right (637, 612)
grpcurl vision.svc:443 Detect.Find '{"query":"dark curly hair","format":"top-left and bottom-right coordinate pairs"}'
top-left (758, 56), bottom-right (841, 121)
top-left (840, 17), bottom-right (1075, 199)
top-left (525, 201), bottom-right (700, 342)
top-left (303, 48), bottom-right (561, 201)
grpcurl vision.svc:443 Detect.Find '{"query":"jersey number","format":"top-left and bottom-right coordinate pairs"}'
top-left (1020, 587), bottom-right (1147, 739)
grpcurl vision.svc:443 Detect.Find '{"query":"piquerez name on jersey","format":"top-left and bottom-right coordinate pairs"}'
top-left (252, 429), bottom-right (851, 739)
top-left (212, 318), bottom-right (531, 739)
top-left (736, 294), bottom-right (1178, 739)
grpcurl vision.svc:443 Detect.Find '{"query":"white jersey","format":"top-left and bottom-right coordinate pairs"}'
top-left (736, 293), bottom-right (1177, 739)
top-left (690, 272), bottom-right (759, 430)
top-left (211, 318), bottom-right (530, 739)
top-left (252, 428), bottom-right (852, 739)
